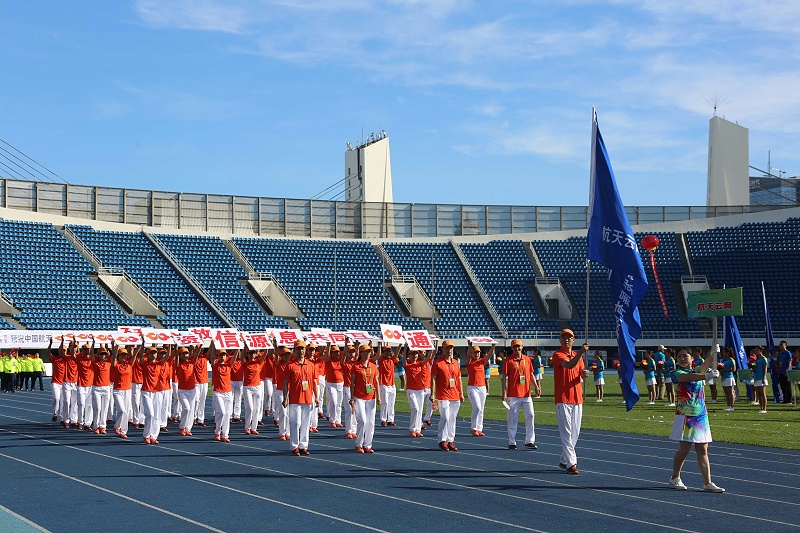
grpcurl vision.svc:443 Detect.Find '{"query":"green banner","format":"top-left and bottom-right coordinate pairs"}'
top-left (687, 288), bottom-right (743, 318)
top-left (788, 369), bottom-right (800, 383)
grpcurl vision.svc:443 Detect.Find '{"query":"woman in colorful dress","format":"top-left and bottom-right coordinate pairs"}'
top-left (719, 347), bottom-right (737, 411)
top-left (590, 351), bottom-right (604, 402)
top-left (668, 347), bottom-right (724, 493)
top-left (641, 351), bottom-right (656, 404)
top-left (752, 347), bottom-right (769, 413)
top-left (530, 348), bottom-right (543, 398)
top-left (466, 341), bottom-right (493, 436)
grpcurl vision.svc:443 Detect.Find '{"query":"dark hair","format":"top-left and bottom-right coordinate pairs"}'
top-left (676, 347), bottom-right (692, 357)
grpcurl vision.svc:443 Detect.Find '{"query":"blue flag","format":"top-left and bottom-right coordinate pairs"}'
top-left (762, 281), bottom-right (774, 355)
top-left (587, 109), bottom-right (648, 411)
top-left (723, 314), bottom-right (747, 371)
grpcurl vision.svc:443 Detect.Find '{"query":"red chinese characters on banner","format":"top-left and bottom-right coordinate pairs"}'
top-left (345, 331), bottom-right (375, 344)
top-left (189, 327), bottom-right (212, 340)
top-left (243, 332), bottom-right (272, 350)
top-left (696, 301), bottom-right (733, 312)
top-left (465, 336), bottom-right (496, 345)
top-left (273, 329), bottom-right (302, 347)
top-left (211, 329), bottom-right (244, 350)
top-left (117, 326), bottom-right (144, 336)
top-left (328, 332), bottom-right (347, 346)
top-left (174, 333), bottom-right (203, 347)
top-left (404, 330), bottom-right (434, 351)
top-left (305, 332), bottom-right (331, 345)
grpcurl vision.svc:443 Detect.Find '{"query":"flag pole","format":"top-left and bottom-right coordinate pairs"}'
top-left (584, 107), bottom-right (596, 400)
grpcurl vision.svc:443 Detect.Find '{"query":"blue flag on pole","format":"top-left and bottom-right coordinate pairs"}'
top-left (587, 109), bottom-right (648, 411)
top-left (762, 281), bottom-right (774, 355)
top-left (723, 314), bottom-right (747, 371)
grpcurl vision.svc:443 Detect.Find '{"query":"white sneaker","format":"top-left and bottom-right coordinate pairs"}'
top-left (667, 403), bottom-right (676, 407)
top-left (708, 399), bottom-right (717, 403)
top-left (724, 406), bottom-right (734, 411)
top-left (596, 399), bottom-right (603, 402)
top-left (759, 410), bottom-right (768, 414)
top-left (648, 401), bottom-right (655, 405)
top-left (703, 482), bottom-right (725, 493)
top-left (750, 401), bottom-right (759, 405)
top-left (669, 477), bottom-right (687, 490)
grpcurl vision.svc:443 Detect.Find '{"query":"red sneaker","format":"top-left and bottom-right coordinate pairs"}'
top-left (150, 439), bottom-right (159, 445)
top-left (381, 421), bottom-right (387, 427)
top-left (221, 437), bottom-right (230, 443)
top-left (99, 428), bottom-right (107, 434)
top-left (355, 446), bottom-right (364, 453)
top-left (244, 429), bottom-right (251, 435)
top-left (291, 448), bottom-right (300, 456)
top-left (214, 434), bottom-right (221, 441)
top-left (363, 447), bottom-right (374, 454)
top-left (447, 442), bottom-right (458, 452)
top-left (471, 429), bottom-right (479, 436)
top-left (299, 448), bottom-right (310, 456)
top-left (309, 427), bottom-right (319, 433)
top-left (251, 430), bottom-right (259, 435)
top-left (119, 433), bottom-right (128, 439)
top-left (93, 428), bottom-right (100, 434)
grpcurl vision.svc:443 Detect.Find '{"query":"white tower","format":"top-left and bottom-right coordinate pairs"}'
top-left (707, 116), bottom-right (749, 207)
top-left (345, 131), bottom-right (393, 203)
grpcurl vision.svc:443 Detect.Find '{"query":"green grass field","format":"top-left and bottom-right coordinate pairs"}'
top-left (391, 375), bottom-right (800, 450)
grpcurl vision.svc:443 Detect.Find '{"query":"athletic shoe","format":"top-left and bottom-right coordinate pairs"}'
top-left (508, 444), bottom-right (517, 450)
top-left (750, 401), bottom-right (760, 405)
top-left (648, 401), bottom-right (655, 405)
top-left (291, 448), bottom-right (300, 456)
top-left (724, 406), bottom-right (734, 411)
top-left (566, 465), bottom-right (579, 475)
top-left (424, 420), bottom-right (432, 427)
top-left (185, 431), bottom-right (193, 436)
top-left (93, 428), bottom-right (100, 434)
top-left (160, 427), bottom-right (169, 433)
top-left (179, 428), bottom-right (186, 436)
top-left (471, 429), bottom-right (479, 436)
top-left (415, 432), bottom-right (424, 437)
top-left (355, 446), bottom-right (364, 453)
top-left (667, 403), bottom-right (676, 407)
top-left (381, 421), bottom-right (387, 427)
top-left (114, 428), bottom-right (121, 435)
top-left (144, 437), bottom-right (152, 444)
top-left (300, 448), bottom-right (310, 456)
top-left (707, 399), bottom-right (717, 403)
top-left (524, 443), bottom-right (538, 450)
top-left (99, 428), bottom-right (106, 434)
top-left (251, 430), bottom-right (259, 435)
top-left (438, 441), bottom-right (450, 452)
top-left (52, 416), bottom-right (57, 422)
top-left (221, 437), bottom-right (230, 443)
top-left (703, 482), bottom-right (725, 493)
top-left (278, 434), bottom-right (287, 440)
top-left (410, 432), bottom-right (418, 437)
top-left (669, 477), bottom-right (687, 490)
top-left (150, 439), bottom-right (159, 445)
top-left (477, 431), bottom-right (486, 437)
top-left (447, 442), bottom-right (458, 451)
top-left (119, 433), bottom-right (128, 439)
top-left (363, 447), bottom-right (374, 454)
top-left (197, 422), bottom-right (206, 428)
top-left (244, 429), bottom-right (251, 435)
top-left (214, 434), bottom-right (221, 441)
top-left (330, 422), bottom-right (337, 428)
top-left (335, 423), bottom-right (343, 428)
top-left (309, 427), bottom-right (319, 433)
top-left (388, 422), bottom-right (396, 426)
top-left (759, 410), bottom-right (768, 414)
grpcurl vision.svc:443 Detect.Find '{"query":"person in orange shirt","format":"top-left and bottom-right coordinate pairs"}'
top-left (193, 347), bottom-right (210, 428)
top-left (552, 329), bottom-right (590, 475)
top-left (139, 344), bottom-right (171, 444)
top-left (242, 348), bottom-right (268, 435)
top-left (230, 351), bottom-right (245, 424)
top-left (91, 346), bottom-right (113, 434)
top-left (431, 340), bottom-right (463, 451)
top-left (467, 341), bottom-right (494, 437)
top-left (210, 343), bottom-right (239, 443)
top-left (175, 345), bottom-right (199, 436)
top-left (403, 346), bottom-right (434, 437)
top-left (283, 339), bottom-right (317, 455)
top-left (341, 342), bottom-right (359, 438)
top-left (76, 342), bottom-right (95, 431)
top-left (377, 344), bottom-right (402, 427)
top-left (306, 342), bottom-right (322, 434)
top-left (260, 347), bottom-right (275, 425)
top-left (111, 344), bottom-right (136, 439)
top-left (501, 339), bottom-right (540, 450)
top-left (48, 338), bottom-right (66, 423)
top-left (273, 347), bottom-right (292, 440)
top-left (61, 340), bottom-right (79, 428)
top-left (312, 343), bottom-right (328, 421)
top-left (349, 343), bottom-right (380, 453)
top-left (156, 347), bottom-right (174, 433)
top-left (321, 343), bottom-right (344, 428)
top-left (130, 345), bottom-right (144, 429)
top-left (169, 353), bottom-right (181, 424)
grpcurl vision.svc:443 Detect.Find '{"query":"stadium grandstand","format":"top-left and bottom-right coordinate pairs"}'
top-left (2, 173), bottom-right (799, 353)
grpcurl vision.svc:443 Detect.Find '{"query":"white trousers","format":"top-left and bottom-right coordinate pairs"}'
top-left (555, 403), bottom-right (583, 468)
top-left (171, 382), bottom-right (180, 419)
top-left (92, 385), bottom-right (112, 429)
top-left (262, 378), bottom-right (274, 419)
top-left (343, 387), bottom-right (357, 434)
top-left (213, 391), bottom-right (233, 437)
top-left (178, 388), bottom-right (197, 432)
top-left (507, 396), bottom-right (535, 445)
top-left (231, 381), bottom-right (243, 419)
top-left (325, 381), bottom-right (344, 425)
top-left (437, 399), bottom-right (460, 443)
top-left (113, 389), bottom-right (131, 433)
top-left (316, 376), bottom-right (326, 415)
top-left (406, 389), bottom-right (425, 432)
top-left (194, 382), bottom-right (208, 422)
top-left (159, 389), bottom-right (170, 428)
top-left (423, 388), bottom-right (433, 421)
top-left (51, 382), bottom-right (62, 419)
top-left (468, 385), bottom-right (487, 431)
top-left (77, 385), bottom-right (93, 426)
top-left (288, 403), bottom-right (314, 450)
top-left (274, 391), bottom-right (289, 436)
top-left (354, 398), bottom-right (376, 448)
top-left (141, 390), bottom-right (163, 440)
top-left (130, 383), bottom-right (143, 424)
top-left (379, 384), bottom-right (396, 423)
top-left (61, 382), bottom-right (78, 424)
top-left (243, 385), bottom-right (263, 431)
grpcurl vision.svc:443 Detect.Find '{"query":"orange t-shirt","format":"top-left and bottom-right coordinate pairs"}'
top-left (287, 360), bottom-right (316, 404)
top-left (243, 360), bottom-right (264, 387)
top-left (112, 362), bottom-right (132, 390)
top-left (212, 361), bottom-right (232, 393)
top-left (260, 356), bottom-right (274, 381)
top-left (158, 359), bottom-right (172, 391)
top-left (342, 360), bottom-right (357, 387)
top-left (176, 361), bottom-right (196, 391)
top-left (432, 358), bottom-right (461, 401)
top-left (92, 360), bottom-right (112, 387)
top-left (377, 356), bottom-right (398, 386)
top-left (315, 358), bottom-right (326, 380)
top-left (194, 355), bottom-right (209, 384)
top-left (467, 359), bottom-right (487, 387)
top-left (231, 359), bottom-right (244, 382)
top-left (325, 357), bottom-right (344, 383)
top-left (77, 357), bottom-right (94, 387)
top-left (552, 349), bottom-right (584, 405)
top-left (352, 361), bottom-right (379, 400)
top-left (502, 355), bottom-right (532, 398)
top-left (64, 356), bottom-right (78, 383)
top-left (132, 359), bottom-right (143, 384)
top-left (141, 360), bottom-right (163, 393)
top-left (405, 360), bottom-right (427, 391)
top-left (275, 360), bottom-right (290, 391)
top-left (50, 354), bottom-right (66, 384)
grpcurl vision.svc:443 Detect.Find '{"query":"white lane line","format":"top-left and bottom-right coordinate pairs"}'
top-left (0, 452), bottom-right (225, 532)
top-left (0, 502), bottom-right (51, 533)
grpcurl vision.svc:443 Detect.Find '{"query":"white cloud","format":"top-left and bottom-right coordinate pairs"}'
top-left (134, 0), bottom-right (251, 33)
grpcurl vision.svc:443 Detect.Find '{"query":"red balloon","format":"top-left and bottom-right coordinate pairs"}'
top-left (641, 235), bottom-right (659, 251)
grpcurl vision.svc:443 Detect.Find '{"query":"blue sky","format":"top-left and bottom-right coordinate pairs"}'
top-left (1, 1), bottom-right (798, 207)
